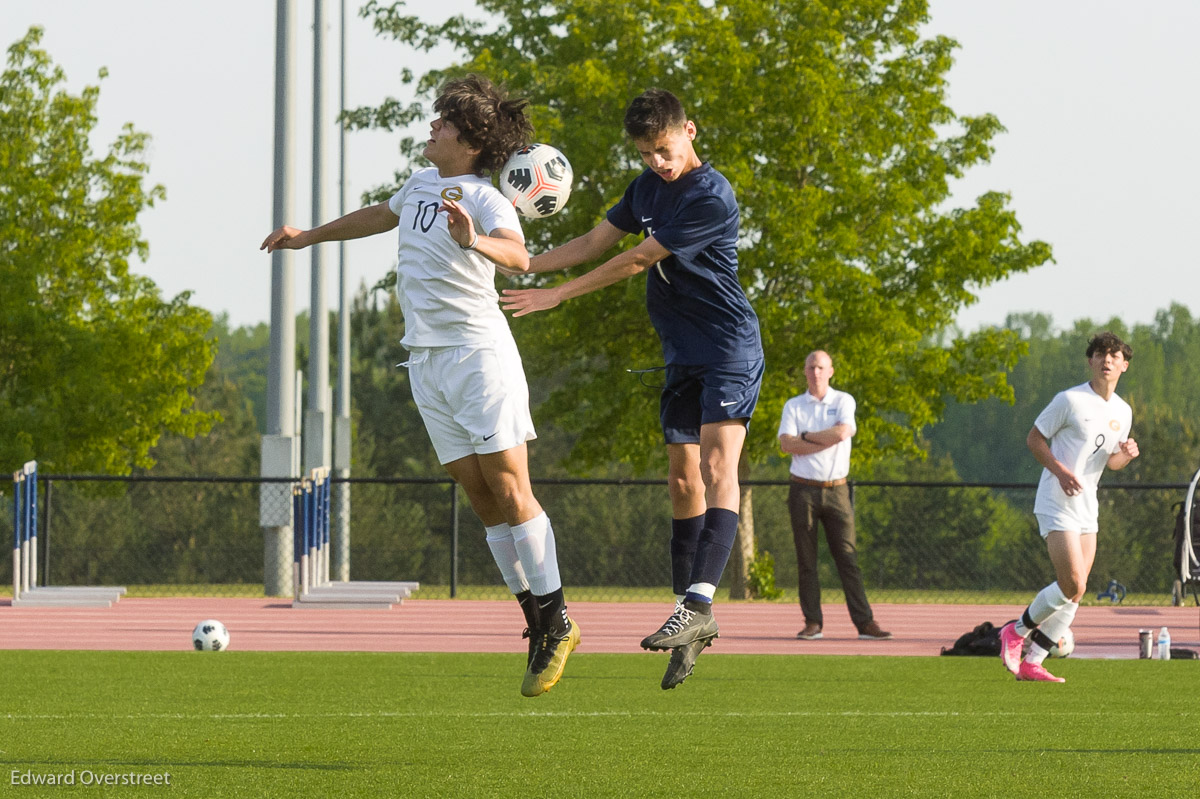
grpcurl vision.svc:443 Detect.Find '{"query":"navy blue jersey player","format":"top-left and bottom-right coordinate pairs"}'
top-left (503, 89), bottom-right (764, 689)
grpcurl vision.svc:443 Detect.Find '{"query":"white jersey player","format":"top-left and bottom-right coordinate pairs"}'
top-left (262, 75), bottom-right (579, 698)
top-left (999, 332), bottom-right (1139, 682)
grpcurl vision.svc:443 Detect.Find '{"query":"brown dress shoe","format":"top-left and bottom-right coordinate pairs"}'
top-left (857, 621), bottom-right (893, 640)
top-left (796, 622), bottom-right (823, 640)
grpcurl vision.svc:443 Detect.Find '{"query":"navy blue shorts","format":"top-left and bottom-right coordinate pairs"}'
top-left (660, 358), bottom-right (764, 445)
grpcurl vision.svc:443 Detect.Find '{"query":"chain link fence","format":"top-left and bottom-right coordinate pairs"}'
top-left (2, 475), bottom-right (1190, 605)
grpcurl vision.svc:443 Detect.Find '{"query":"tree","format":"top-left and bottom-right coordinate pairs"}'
top-left (0, 27), bottom-right (216, 474)
top-left (930, 303), bottom-right (1200, 483)
top-left (353, 0), bottom-right (1052, 592)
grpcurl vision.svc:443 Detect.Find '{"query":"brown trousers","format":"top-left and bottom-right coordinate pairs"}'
top-left (787, 482), bottom-right (874, 631)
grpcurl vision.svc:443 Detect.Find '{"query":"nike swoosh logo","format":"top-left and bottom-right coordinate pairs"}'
top-left (720, 400), bottom-right (738, 407)
top-left (641, 216), bottom-right (653, 223)
top-left (483, 432), bottom-right (498, 441)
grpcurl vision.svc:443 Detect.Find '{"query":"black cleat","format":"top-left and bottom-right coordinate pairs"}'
top-left (521, 618), bottom-right (581, 697)
top-left (661, 634), bottom-right (717, 690)
top-left (641, 602), bottom-right (719, 651)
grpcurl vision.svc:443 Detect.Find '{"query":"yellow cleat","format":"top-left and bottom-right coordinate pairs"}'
top-left (521, 618), bottom-right (580, 697)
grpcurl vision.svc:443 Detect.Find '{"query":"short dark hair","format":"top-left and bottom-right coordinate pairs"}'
top-left (433, 74), bottom-right (533, 174)
top-left (1086, 331), bottom-right (1133, 361)
top-left (623, 88), bottom-right (687, 140)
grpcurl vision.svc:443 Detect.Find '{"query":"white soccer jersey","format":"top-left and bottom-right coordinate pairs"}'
top-left (1032, 382), bottom-right (1133, 530)
top-left (778, 388), bottom-right (857, 482)
top-left (388, 168), bottom-right (524, 348)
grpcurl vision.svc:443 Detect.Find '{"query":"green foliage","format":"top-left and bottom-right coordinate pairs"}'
top-left (357, 0), bottom-right (1051, 475)
top-left (747, 549), bottom-right (784, 599)
top-left (929, 303), bottom-right (1200, 484)
top-left (0, 27), bottom-right (216, 474)
top-left (855, 452), bottom-right (1042, 593)
top-left (208, 314), bottom-right (271, 435)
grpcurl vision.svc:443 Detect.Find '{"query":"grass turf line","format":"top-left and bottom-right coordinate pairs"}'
top-left (1, 650), bottom-right (1195, 797)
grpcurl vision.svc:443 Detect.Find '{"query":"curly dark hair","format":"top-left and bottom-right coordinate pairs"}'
top-left (1086, 331), bottom-right (1133, 361)
top-left (433, 74), bottom-right (533, 175)
top-left (623, 88), bottom-right (687, 140)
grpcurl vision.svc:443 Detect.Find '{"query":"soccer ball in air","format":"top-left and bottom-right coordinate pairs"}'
top-left (500, 143), bottom-right (573, 218)
top-left (1049, 628), bottom-right (1075, 659)
top-left (192, 619), bottom-right (231, 651)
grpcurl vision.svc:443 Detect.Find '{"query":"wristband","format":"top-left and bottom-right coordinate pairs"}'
top-left (800, 432), bottom-right (810, 443)
top-left (459, 230), bottom-right (478, 250)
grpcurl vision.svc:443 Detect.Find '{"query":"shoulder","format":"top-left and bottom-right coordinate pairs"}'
top-left (620, 168), bottom-right (660, 204)
top-left (407, 167), bottom-right (439, 187)
top-left (394, 168), bottom-right (436, 197)
top-left (460, 175), bottom-right (510, 208)
top-left (690, 164), bottom-right (736, 203)
top-left (1050, 385), bottom-right (1084, 407)
top-left (829, 389), bottom-right (857, 414)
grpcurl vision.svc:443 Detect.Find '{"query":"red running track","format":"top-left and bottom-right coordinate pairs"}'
top-left (1, 598), bottom-right (1196, 659)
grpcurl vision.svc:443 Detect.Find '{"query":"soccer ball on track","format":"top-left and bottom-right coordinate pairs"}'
top-left (500, 143), bottom-right (573, 218)
top-left (192, 619), bottom-right (231, 651)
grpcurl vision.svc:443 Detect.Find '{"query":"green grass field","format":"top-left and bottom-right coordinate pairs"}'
top-left (2, 650), bottom-right (1195, 797)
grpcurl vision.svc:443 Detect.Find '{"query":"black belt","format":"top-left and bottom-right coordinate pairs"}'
top-left (790, 476), bottom-right (847, 488)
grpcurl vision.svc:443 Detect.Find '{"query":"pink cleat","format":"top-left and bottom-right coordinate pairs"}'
top-left (998, 622), bottom-right (1025, 675)
top-left (1016, 661), bottom-right (1065, 683)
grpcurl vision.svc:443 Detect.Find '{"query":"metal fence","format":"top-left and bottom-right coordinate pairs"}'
top-left (2, 474), bottom-right (1192, 605)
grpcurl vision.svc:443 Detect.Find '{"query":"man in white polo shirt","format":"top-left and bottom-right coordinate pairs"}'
top-left (778, 350), bottom-right (891, 641)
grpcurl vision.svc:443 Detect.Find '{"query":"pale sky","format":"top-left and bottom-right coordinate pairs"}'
top-left (4, 1), bottom-right (1197, 333)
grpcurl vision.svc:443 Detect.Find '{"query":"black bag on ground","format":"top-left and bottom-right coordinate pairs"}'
top-left (940, 620), bottom-right (1015, 657)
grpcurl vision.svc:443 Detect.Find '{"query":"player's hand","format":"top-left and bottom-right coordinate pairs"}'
top-left (261, 226), bottom-right (306, 252)
top-left (1119, 438), bottom-right (1139, 459)
top-left (440, 199), bottom-right (477, 249)
top-left (1056, 469), bottom-right (1083, 497)
top-left (501, 287), bottom-right (562, 317)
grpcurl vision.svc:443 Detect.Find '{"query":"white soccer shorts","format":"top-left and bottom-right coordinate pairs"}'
top-left (1035, 512), bottom-right (1099, 539)
top-left (404, 336), bottom-right (536, 465)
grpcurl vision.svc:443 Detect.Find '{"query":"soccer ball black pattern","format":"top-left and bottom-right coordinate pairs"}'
top-left (500, 144), bottom-right (573, 219)
top-left (192, 619), bottom-right (230, 652)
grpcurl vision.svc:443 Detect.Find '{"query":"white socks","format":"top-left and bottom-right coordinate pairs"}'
top-left (510, 512), bottom-right (562, 596)
top-left (1016, 581), bottom-right (1071, 636)
top-left (1018, 581), bottom-right (1078, 665)
top-left (1027, 601), bottom-right (1079, 664)
top-left (485, 523), bottom-right (529, 594)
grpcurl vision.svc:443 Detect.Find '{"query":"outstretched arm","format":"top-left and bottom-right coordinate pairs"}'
top-left (514, 220), bottom-right (629, 275)
top-left (500, 234), bottom-right (670, 316)
top-left (261, 201), bottom-right (397, 252)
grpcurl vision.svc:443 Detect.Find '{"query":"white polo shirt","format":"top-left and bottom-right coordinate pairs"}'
top-left (388, 168), bottom-right (524, 349)
top-left (1033, 382), bottom-right (1133, 531)
top-left (778, 388), bottom-right (857, 482)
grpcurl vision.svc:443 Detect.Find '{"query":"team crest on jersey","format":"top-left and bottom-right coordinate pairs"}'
top-left (1109, 419), bottom-right (1121, 431)
top-left (441, 186), bottom-right (463, 202)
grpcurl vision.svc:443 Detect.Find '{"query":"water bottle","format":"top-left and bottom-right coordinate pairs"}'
top-left (1157, 626), bottom-right (1171, 660)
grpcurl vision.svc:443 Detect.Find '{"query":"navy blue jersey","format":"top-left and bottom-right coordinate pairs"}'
top-left (607, 164), bottom-right (762, 366)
